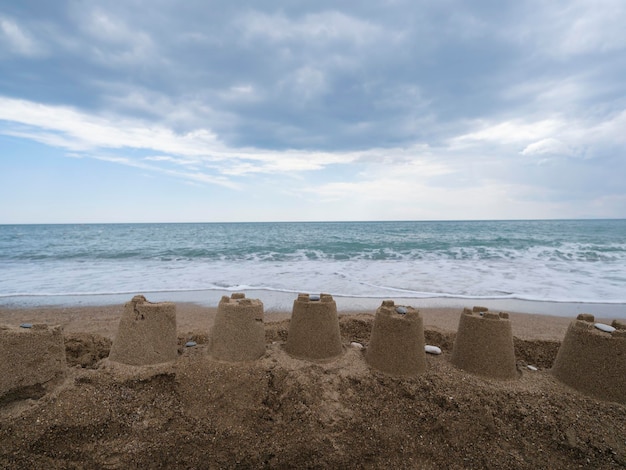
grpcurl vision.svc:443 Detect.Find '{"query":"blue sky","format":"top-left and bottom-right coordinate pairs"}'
top-left (1, 1), bottom-right (625, 223)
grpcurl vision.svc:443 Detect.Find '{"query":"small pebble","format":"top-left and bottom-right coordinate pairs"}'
top-left (350, 342), bottom-right (364, 350)
top-left (425, 345), bottom-right (442, 355)
top-left (594, 323), bottom-right (616, 333)
top-left (395, 306), bottom-right (407, 315)
top-left (309, 295), bottom-right (320, 301)
top-left (527, 365), bottom-right (538, 371)
top-left (185, 341), bottom-right (197, 347)
top-left (19, 323), bottom-right (33, 329)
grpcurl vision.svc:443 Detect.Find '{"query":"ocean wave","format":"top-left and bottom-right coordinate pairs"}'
top-left (2, 220), bottom-right (625, 305)
top-left (3, 241), bottom-right (625, 263)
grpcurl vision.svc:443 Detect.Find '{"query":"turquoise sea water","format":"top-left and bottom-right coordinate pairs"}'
top-left (0, 220), bottom-right (625, 313)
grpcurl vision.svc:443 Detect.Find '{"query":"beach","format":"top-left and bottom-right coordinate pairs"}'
top-left (1, 301), bottom-right (625, 469)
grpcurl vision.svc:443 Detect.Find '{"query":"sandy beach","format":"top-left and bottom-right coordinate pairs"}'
top-left (1, 302), bottom-right (625, 469)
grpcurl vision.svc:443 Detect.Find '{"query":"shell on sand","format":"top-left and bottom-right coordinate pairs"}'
top-left (594, 323), bottom-right (616, 333)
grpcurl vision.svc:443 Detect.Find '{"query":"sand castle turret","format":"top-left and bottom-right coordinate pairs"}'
top-left (451, 307), bottom-right (518, 380)
top-left (285, 293), bottom-right (343, 361)
top-left (1, 324), bottom-right (67, 402)
top-left (551, 314), bottom-right (626, 404)
top-left (109, 295), bottom-right (177, 366)
top-left (209, 293), bottom-right (265, 362)
top-left (365, 300), bottom-right (426, 376)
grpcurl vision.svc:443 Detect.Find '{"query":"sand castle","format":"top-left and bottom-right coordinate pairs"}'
top-left (108, 295), bottom-right (178, 366)
top-left (451, 307), bottom-right (518, 380)
top-left (551, 314), bottom-right (626, 404)
top-left (209, 293), bottom-right (265, 362)
top-left (365, 300), bottom-right (426, 376)
top-left (285, 293), bottom-right (343, 361)
top-left (0, 324), bottom-right (66, 402)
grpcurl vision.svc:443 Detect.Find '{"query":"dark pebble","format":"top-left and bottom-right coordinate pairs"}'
top-left (20, 323), bottom-right (33, 329)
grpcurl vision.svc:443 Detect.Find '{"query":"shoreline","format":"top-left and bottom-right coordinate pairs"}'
top-left (1, 289), bottom-right (625, 319)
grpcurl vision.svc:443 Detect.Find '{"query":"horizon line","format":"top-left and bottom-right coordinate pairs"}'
top-left (1, 217), bottom-right (624, 226)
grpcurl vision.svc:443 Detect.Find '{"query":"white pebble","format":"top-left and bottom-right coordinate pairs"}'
top-left (185, 341), bottom-right (197, 347)
top-left (527, 365), bottom-right (538, 371)
top-left (594, 323), bottom-right (616, 333)
top-left (350, 342), bottom-right (364, 350)
top-left (425, 345), bottom-right (442, 355)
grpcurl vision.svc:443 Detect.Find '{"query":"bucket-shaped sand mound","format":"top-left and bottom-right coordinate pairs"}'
top-left (451, 307), bottom-right (518, 380)
top-left (209, 293), bottom-right (265, 362)
top-left (365, 300), bottom-right (426, 376)
top-left (0, 324), bottom-right (67, 402)
top-left (552, 314), bottom-right (626, 404)
top-left (285, 293), bottom-right (343, 361)
top-left (109, 295), bottom-right (177, 366)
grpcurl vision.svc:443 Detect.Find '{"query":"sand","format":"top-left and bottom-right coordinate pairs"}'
top-left (1, 302), bottom-right (625, 469)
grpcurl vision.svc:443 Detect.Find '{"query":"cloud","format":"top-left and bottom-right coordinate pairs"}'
top-left (0, 95), bottom-right (364, 181)
top-left (0, 96), bottom-right (221, 155)
top-left (544, 0), bottom-right (626, 56)
top-left (0, 15), bottom-right (44, 56)
top-left (237, 10), bottom-right (386, 46)
top-left (454, 119), bottom-right (563, 145)
top-left (1, 1), bottom-right (625, 221)
top-left (521, 138), bottom-right (574, 157)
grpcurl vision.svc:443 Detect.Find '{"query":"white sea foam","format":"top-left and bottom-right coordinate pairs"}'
top-left (1, 257), bottom-right (625, 305)
top-left (1, 221), bottom-right (626, 309)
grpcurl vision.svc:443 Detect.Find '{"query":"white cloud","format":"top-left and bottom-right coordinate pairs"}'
top-left (521, 138), bottom-right (573, 156)
top-left (77, 8), bottom-right (156, 65)
top-left (454, 119), bottom-right (563, 145)
top-left (279, 66), bottom-right (328, 101)
top-left (510, 0), bottom-right (626, 58)
top-left (0, 96), bottom-right (222, 154)
top-left (218, 85), bottom-right (262, 103)
top-left (0, 96), bottom-right (363, 180)
top-left (0, 16), bottom-right (44, 56)
top-left (239, 10), bottom-right (385, 46)
top-left (554, 0), bottom-right (626, 55)
top-left (87, 154), bottom-right (239, 189)
top-left (299, 175), bottom-right (569, 221)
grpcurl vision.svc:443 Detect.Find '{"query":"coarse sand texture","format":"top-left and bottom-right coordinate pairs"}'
top-left (451, 307), bottom-right (518, 380)
top-left (285, 293), bottom-right (343, 361)
top-left (365, 300), bottom-right (426, 376)
top-left (209, 293), bottom-right (265, 362)
top-left (0, 324), bottom-right (66, 402)
top-left (551, 314), bottom-right (626, 404)
top-left (108, 295), bottom-right (177, 366)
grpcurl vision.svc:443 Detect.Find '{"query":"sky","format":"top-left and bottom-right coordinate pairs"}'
top-left (1, 0), bottom-right (625, 223)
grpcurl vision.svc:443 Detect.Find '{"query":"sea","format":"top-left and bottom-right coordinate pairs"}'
top-left (1, 220), bottom-right (625, 317)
